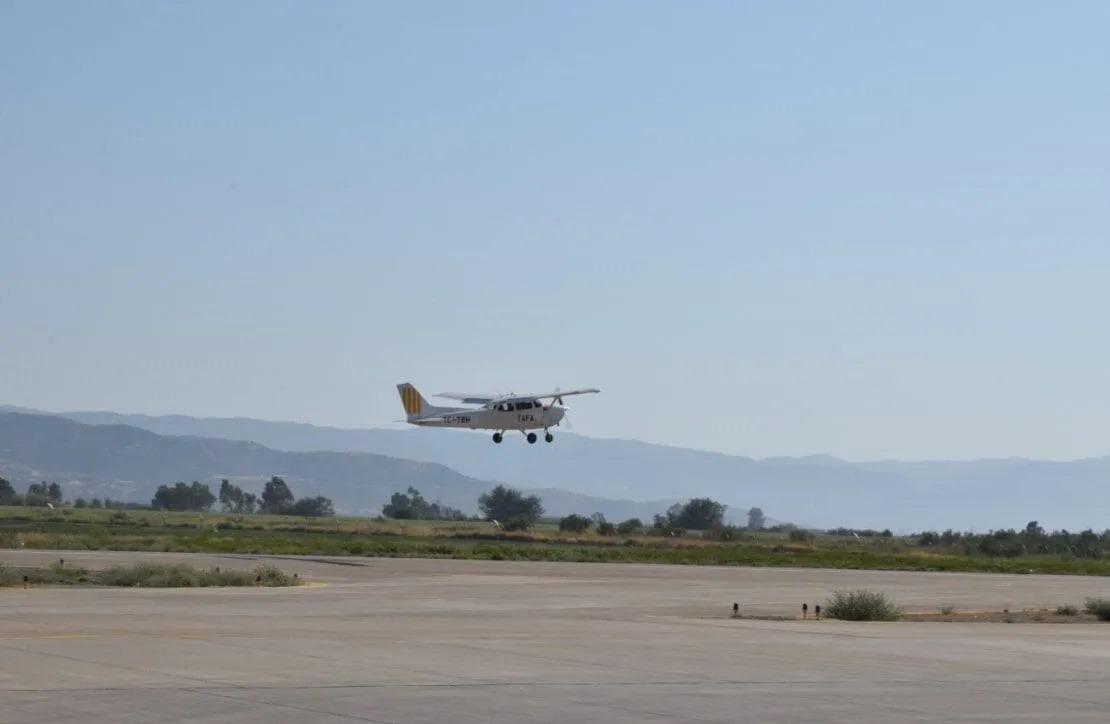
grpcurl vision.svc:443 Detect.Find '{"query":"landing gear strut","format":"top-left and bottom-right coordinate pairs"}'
top-left (492, 430), bottom-right (554, 445)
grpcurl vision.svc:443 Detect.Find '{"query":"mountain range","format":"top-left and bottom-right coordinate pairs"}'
top-left (0, 410), bottom-right (678, 521)
top-left (2, 405), bottom-right (1109, 531)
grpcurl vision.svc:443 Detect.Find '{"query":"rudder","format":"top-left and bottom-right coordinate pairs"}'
top-left (396, 383), bottom-right (428, 419)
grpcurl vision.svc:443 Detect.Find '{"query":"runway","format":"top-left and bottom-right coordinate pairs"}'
top-left (2, 550), bottom-right (1110, 723)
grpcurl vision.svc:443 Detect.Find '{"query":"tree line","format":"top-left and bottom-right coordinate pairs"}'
top-left (380, 484), bottom-right (770, 537)
top-left (8, 476), bottom-right (1110, 559)
top-left (0, 477), bottom-right (148, 511)
top-left (916, 520), bottom-right (1110, 559)
top-left (0, 479), bottom-right (64, 507)
top-left (0, 476), bottom-right (335, 517)
top-left (156, 477), bottom-right (334, 516)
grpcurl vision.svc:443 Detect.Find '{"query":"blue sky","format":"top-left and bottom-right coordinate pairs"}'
top-left (3, 1), bottom-right (1108, 461)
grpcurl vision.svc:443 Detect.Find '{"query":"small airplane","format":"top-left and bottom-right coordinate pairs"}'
top-left (395, 382), bottom-right (599, 444)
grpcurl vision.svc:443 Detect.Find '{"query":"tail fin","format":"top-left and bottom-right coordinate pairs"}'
top-left (396, 383), bottom-right (430, 420)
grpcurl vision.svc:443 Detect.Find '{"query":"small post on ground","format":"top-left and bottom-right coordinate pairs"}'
top-left (815, 604), bottom-right (821, 621)
top-left (732, 602), bottom-right (739, 618)
top-left (802, 603), bottom-right (808, 618)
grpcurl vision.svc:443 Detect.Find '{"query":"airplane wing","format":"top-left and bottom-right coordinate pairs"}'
top-left (525, 387), bottom-right (601, 400)
top-left (434, 392), bottom-right (498, 404)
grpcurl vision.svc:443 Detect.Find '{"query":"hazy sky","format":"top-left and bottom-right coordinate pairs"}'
top-left (3, 1), bottom-right (1109, 461)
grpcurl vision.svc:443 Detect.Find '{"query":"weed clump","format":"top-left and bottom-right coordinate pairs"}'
top-left (97, 563), bottom-right (301, 587)
top-left (1084, 598), bottom-right (1110, 621)
top-left (1056, 604), bottom-right (1079, 616)
top-left (824, 589), bottom-right (902, 621)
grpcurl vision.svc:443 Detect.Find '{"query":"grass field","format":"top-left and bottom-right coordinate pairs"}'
top-left (3, 506), bottom-right (1110, 576)
top-left (0, 559), bottom-right (300, 587)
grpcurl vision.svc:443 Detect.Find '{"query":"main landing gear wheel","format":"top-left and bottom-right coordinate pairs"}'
top-left (492, 432), bottom-right (503, 444)
top-left (545, 432), bottom-right (554, 443)
top-left (526, 432), bottom-right (537, 444)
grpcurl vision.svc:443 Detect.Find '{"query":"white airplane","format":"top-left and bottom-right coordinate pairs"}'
top-left (395, 382), bottom-right (599, 444)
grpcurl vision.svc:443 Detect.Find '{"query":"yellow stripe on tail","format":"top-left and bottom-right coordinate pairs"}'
top-left (396, 383), bottom-right (426, 418)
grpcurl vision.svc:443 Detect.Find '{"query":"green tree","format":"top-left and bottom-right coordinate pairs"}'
top-left (675, 498), bottom-right (727, 530)
top-left (616, 518), bottom-right (643, 535)
top-left (382, 487), bottom-right (466, 520)
top-left (0, 477), bottom-right (19, 505)
top-left (291, 495), bottom-right (335, 517)
top-left (25, 482), bottom-right (61, 507)
top-left (559, 513), bottom-right (592, 533)
top-left (261, 476), bottom-right (295, 514)
top-left (478, 484), bottom-right (543, 531)
top-left (151, 481), bottom-right (216, 511)
top-left (382, 487), bottom-right (426, 519)
top-left (218, 479), bottom-right (258, 514)
top-left (746, 506), bottom-right (766, 531)
top-left (218, 479), bottom-right (234, 511)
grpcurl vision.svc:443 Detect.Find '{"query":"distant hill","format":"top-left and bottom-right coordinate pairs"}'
top-left (33, 407), bottom-right (1110, 531)
top-left (0, 412), bottom-right (677, 520)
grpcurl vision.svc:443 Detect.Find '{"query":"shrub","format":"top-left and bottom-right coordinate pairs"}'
top-left (98, 562), bottom-right (300, 587)
top-left (789, 529), bottom-right (814, 543)
top-left (824, 589), bottom-right (902, 621)
top-left (1084, 598), bottom-right (1110, 621)
top-left (1056, 604), bottom-right (1079, 616)
top-left (616, 518), bottom-right (643, 535)
top-left (559, 514), bottom-right (592, 534)
top-left (939, 604), bottom-right (957, 615)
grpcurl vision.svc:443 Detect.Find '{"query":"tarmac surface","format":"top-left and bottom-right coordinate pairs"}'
top-left (3, 549), bottom-right (1110, 723)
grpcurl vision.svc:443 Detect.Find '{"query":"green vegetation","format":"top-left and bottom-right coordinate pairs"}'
top-left (478, 484), bottom-right (544, 531)
top-left (1056, 604), bottom-right (1080, 616)
top-left (915, 520), bottom-right (1110, 559)
top-left (1, 475), bottom-right (336, 518)
top-left (1084, 598), bottom-right (1110, 621)
top-left (0, 561), bottom-right (299, 587)
top-left (5, 476), bottom-right (1110, 578)
top-left (4, 503), bottom-right (1110, 576)
top-left (824, 590), bottom-right (903, 621)
top-left (382, 486), bottom-right (466, 520)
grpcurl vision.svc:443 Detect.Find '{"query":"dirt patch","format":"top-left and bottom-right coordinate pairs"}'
top-left (711, 609), bottom-right (1108, 624)
top-left (900, 609), bottom-right (1102, 624)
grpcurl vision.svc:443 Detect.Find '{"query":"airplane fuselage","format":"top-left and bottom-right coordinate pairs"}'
top-left (411, 401), bottom-right (565, 432)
